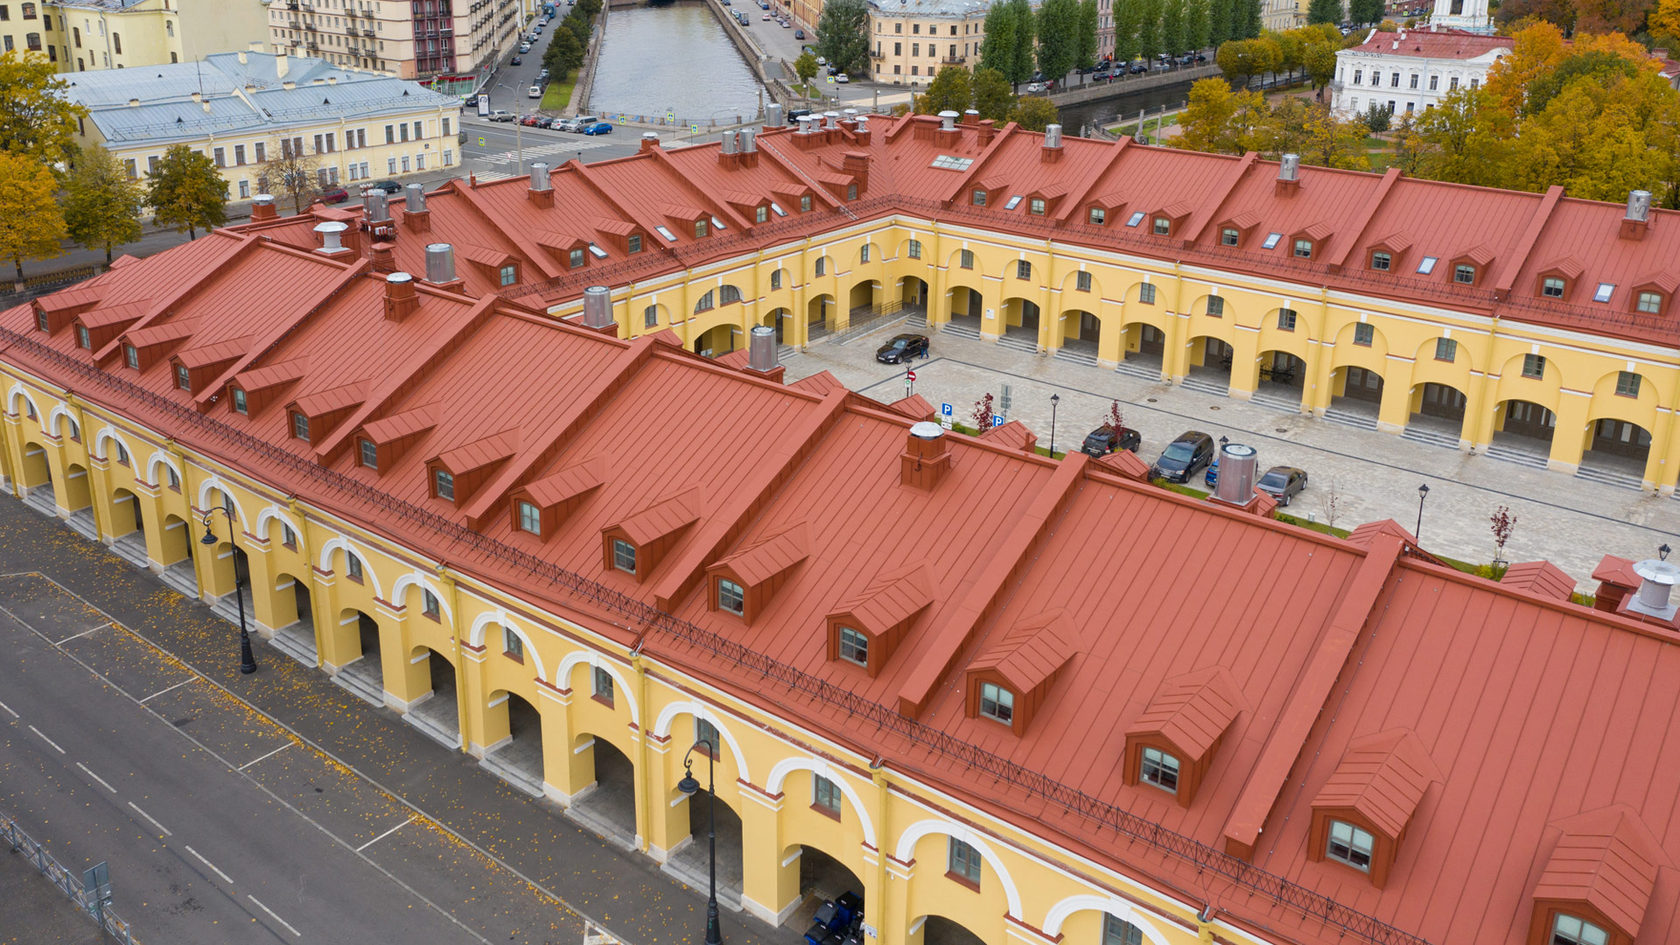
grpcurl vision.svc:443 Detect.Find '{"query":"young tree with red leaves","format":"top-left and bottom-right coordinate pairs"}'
top-left (972, 393), bottom-right (995, 432)
top-left (1490, 504), bottom-right (1517, 565)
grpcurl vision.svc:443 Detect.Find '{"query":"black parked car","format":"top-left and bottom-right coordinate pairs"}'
top-left (1080, 424), bottom-right (1142, 457)
top-left (875, 333), bottom-right (929, 364)
top-left (1151, 431), bottom-right (1215, 482)
top-left (1256, 466), bottom-right (1309, 506)
top-left (364, 180), bottom-right (404, 195)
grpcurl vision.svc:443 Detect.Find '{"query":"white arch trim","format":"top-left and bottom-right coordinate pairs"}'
top-left (390, 572), bottom-right (455, 626)
top-left (552, 650), bottom-right (640, 731)
top-left (253, 504), bottom-right (301, 546)
top-left (315, 535), bottom-right (386, 599)
top-left (467, 610), bottom-right (546, 681)
top-left (93, 426), bottom-right (133, 463)
top-left (765, 757), bottom-right (876, 849)
top-left (7, 383), bottom-right (40, 419)
top-left (1041, 895), bottom-right (1173, 945)
top-left (652, 700), bottom-right (753, 784)
top-left (144, 451), bottom-right (181, 488)
top-left (46, 404), bottom-right (74, 438)
top-left (196, 476), bottom-right (250, 526)
top-left (893, 819), bottom-right (1023, 919)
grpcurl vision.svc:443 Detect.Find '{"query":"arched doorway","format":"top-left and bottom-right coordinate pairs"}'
top-left (1253, 350), bottom-right (1306, 411)
top-left (1055, 309), bottom-right (1099, 363)
top-left (1578, 418), bottom-right (1652, 490)
top-left (207, 543), bottom-right (254, 630)
top-left (946, 286), bottom-right (982, 335)
top-left (566, 736), bottom-right (638, 846)
top-left (480, 691), bottom-right (545, 797)
top-left (157, 513), bottom-right (198, 597)
top-left (763, 307), bottom-right (792, 344)
top-left (267, 575), bottom-right (317, 666)
top-left (1117, 321), bottom-right (1164, 378)
top-left (332, 608), bottom-right (386, 706)
top-left (1404, 382), bottom-right (1467, 449)
top-left (1327, 366), bottom-right (1382, 427)
top-left (918, 915), bottom-right (989, 945)
top-left (899, 276), bottom-right (928, 312)
top-left (403, 647), bottom-right (462, 749)
top-left (693, 324), bottom-right (738, 358)
top-left (1000, 298), bottom-right (1039, 347)
top-left (1489, 399), bottom-right (1554, 467)
top-left (667, 785), bottom-right (745, 909)
top-left (61, 462), bottom-right (94, 535)
top-left (19, 442), bottom-right (54, 514)
top-left (783, 845), bottom-right (866, 934)
top-left (808, 294), bottom-right (834, 340)
top-left (109, 487), bottom-right (148, 566)
top-left (1183, 336), bottom-right (1233, 394)
top-left (848, 280), bottom-right (879, 317)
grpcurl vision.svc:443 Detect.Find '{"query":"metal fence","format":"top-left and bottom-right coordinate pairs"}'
top-left (2, 806), bottom-right (136, 943)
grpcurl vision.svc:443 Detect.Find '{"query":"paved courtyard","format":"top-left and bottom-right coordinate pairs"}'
top-left (780, 320), bottom-right (1680, 592)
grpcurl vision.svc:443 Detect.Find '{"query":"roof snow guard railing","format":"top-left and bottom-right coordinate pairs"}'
top-left (0, 325), bottom-right (1432, 945)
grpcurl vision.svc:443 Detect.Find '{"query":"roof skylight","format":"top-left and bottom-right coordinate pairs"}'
top-left (710, 216), bottom-right (726, 230)
top-left (588, 243), bottom-right (607, 258)
top-left (1126, 211), bottom-right (1146, 227)
top-left (1594, 282), bottom-right (1615, 302)
top-left (931, 154), bottom-right (974, 171)
top-left (1004, 195), bottom-right (1023, 210)
top-left (1417, 256), bottom-right (1438, 274)
top-left (655, 225), bottom-right (676, 242)
top-left (1262, 232), bottom-right (1282, 250)
top-left (770, 201), bottom-right (786, 216)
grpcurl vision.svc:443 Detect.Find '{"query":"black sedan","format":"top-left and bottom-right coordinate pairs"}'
top-left (876, 334), bottom-right (929, 364)
top-left (1080, 424), bottom-right (1141, 457)
top-left (1256, 466), bottom-right (1308, 506)
top-left (1150, 431), bottom-right (1215, 482)
top-left (363, 180), bottom-right (404, 195)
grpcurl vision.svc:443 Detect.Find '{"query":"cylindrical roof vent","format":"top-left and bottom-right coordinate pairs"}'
top-left (963, 108), bottom-right (980, 123)
top-left (1278, 153), bottom-right (1301, 181)
top-left (938, 109), bottom-right (959, 131)
top-left (1213, 443), bottom-right (1259, 505)
top-left (1626, 190), bottom-right (1652, 222)
top-left (312, 220), bottom-right (349, 252)
top-left (1043, 124), bottom-right (1063, 148)
top-left (748, 325), bottom-right (777, 372)
top-left (405, 183), bottom-right (427, 213)
top-left (766, 102), bottom-right (784, 126)
top-left (424, 243), bottom-right (456, 284)
top-left (721, 131), bottom-right (738, 154)
top-left (824, 110), bottom-right (840, 127)
top-left (366, 191), bottom-right (390, 224)
top-left (582, 285), bottom-right (613, 329)
top-left (253, 193), bottom-right (275, 211)
top-left (855, 115), bottom-right (869, 132)
top-left (910, 421), bottom-right (945, 440)
top-left (740, 129), bottom-right (757, 152)
top-left (842, 108), bottom-right (858, 120)
top-left (797, 115), bottom-right (815, 134)
top-left (641, 131), bottom-right (660, 143)
top-left (1630, 556), bottom-right (1680, 619)
top-left (529, 161), bottom-right (551, 191)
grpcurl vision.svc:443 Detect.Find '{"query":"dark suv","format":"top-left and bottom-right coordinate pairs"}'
top-left (1151, 431), bottom-right (1215, 482)
top-left (1080, 424), bottom-right (1141, 457)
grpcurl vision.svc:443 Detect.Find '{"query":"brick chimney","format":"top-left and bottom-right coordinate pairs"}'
top-left (1620, 190), bottom-right (1651, 241)
top-left (384, 271), bottom-right (419, 320)
top-left (369, 241), bottom-right (396, 273)
top-left (977, 119), bottom-right (996, 146)
top-left (935, 110), bottom-right (961, 148)
top-left (841, 151), bottom-right (869, 193)
top-left (250, 193), bottom-right (277, 222)
top-left (639, 132), bottom-right (660, 153)
top-left (528, 162), bottom-right (553, 209)
top-left (900, 422), bottom-right (953, 489)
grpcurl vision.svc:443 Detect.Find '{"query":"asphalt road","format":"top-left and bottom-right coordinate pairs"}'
top-left (0, 573), bottom-right (580, 945)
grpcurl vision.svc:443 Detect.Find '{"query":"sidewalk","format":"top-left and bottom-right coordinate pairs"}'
top-left (0, 497), bottom-right (786, 945)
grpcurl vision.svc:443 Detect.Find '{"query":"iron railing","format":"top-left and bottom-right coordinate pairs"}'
top-left (1, 806), bottom-right (136, 943)
top-left (0, 324), bottom-right (1432, 945)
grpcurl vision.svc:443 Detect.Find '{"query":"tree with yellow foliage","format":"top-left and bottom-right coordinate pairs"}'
top-left (1178, 78), bottom-right (1269, 153)
top-left (0, 151), bottom-right (67, 283)
top-left (1652, 0), bottom-right (1680, 48)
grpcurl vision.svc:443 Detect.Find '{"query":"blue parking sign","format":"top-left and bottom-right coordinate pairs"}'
top-left (940, 403), bottom-right (953, 417)
top-left (993, 415), bottom-right (1005, 427)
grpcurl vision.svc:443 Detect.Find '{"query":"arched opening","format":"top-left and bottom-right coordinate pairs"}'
top-left (1000, 297), bottom-right (1039, 346)
top-left (1489, 399), bottom-right (1555, 467)
top-left (1327, 366), bottom-right (1382, 427)
top-left (693, 324), bottom-right (738, 358)
top-left (763, 307), bottom-right (792, 344)
top-left (480, 690), bottom-right (545, 797)
top-left (918, 915), bottom-right (989, 945)
top-left (61, 461), bottom-right (93, 522)
top-left (1252, 350), bottom-right (1306, 410)
top-left (1183, 336), bottom-right (1233, 394)
top-left (331, 608), bottom-right (386, 706)
top-left (1055, 309), bottom-right (1099, 363)
top-left (1405, 382), bottom-right (1467, 449)
top-left (1116, 321), bottom-right (1164, 379)
top-left (108, 487), bottom-right (147, 566)
top-left (785, 845), bottom-right (866, 934)
top-left (402, 647), bottom-right (462, 749)
top-left (899, 276), bottom-right (928, 313)
top-left (667, 783), bottom-right (746, 909)
top-left (19, 442), bottom-right (54, 514)
top-left (267, 574), bottom-right (317, 666)
top-left (566, 735), bottom-right (638, 846)
top-left (205, 542), bottom-right (254, 631)
top-left (157, 513), bottom-right (198, 597)
top-left (808, 294), bottom-right (834, 340)
top-left (849, 280), bottom-right (880, 318)
top-left (1579, 418), bottom-right (1652, 490)
top-left (945, 286), bottom-right (983, 336)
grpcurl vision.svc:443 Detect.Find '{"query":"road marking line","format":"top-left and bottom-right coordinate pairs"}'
top-left (0, 698), bottom-right (17, 719)
top-left (247, 895), bottom-right (302, 937)
top-left (54, 622), bottom-right (107, 645)
top-left (138, 678), bottom-right (195, 703)
top-left (28, 725), bottom-right (65, 754)
top-left (184, 845), bottom-right (233, 885)
top-left (355, 816), bottom-right (412, 852)
top-left (128, 802), bottom-right (171, 836)
top-left (77, 762), bottom-right (117, 793)
top-left (237, 742), bottom-right (291, 771)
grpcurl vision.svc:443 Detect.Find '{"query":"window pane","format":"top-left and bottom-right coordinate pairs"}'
top-left (838, 626), bottom-right (868, 665)
top-left (718, 579), bottom-right (744, 615)
top-left (612, 539), bottom-right (637, 573)
top-left (696, 717), bottom-right (718, 753)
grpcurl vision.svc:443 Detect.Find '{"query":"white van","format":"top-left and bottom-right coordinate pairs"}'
top-left (528, 85), bottom-right (542, 98)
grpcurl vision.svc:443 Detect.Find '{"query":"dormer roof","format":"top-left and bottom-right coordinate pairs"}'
top-left (613, 487), bottom-right (703, 547)
top-left (829, 562), bottom-right (933, 637)
top-left (434, 427), bottom-right (519, 476)
top-left (521, 455), bottom-right (606, 508)
top-left (360, 402), bottom-right (439, 444)
top-left (1312, 728), bottom-right (1440, 840)
top-left (1127, 666), bottom-right (1244, 760)
top-left (969, 608), bottom-right (1076, 694)
top-left (1533, 806), bottom-right (1667, 941)
top-left (709, 521), bottom-right (808, 586)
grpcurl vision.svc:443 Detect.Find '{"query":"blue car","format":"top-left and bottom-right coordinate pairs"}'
top-left (581, 121), bottom-right (613, 135)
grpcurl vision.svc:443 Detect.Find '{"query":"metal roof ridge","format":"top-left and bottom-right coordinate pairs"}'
top-left (1053, 134), bottom-right (1132, 224)
top-left (448, 181), bottom-right (563, 281)
top-left (752, 139), bottom-right (844, 211)
top-left (1180, 151), bottom-right (1259, 245)
top-left (1324, 166), bottom-right (1403, 270)
top-left (1221, 532), bottom-right (1406, 858)
top-left (940, 120), bottom-right (1020, 206)
top-left (1492, 184), bottom-right (1565, 298)
top-left (567, 157), bottom-right (690, 257)
top-left (92, 230), bottom-right (256, 364)
top-left (647, 145), bottom-right (753, 232)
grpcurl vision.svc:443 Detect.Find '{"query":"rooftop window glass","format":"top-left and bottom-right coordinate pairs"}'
top-left (1262, 232), bottom-right (1282, 250)
top-left (770, 201), bottom-right (786, 216)
top-left (710, 216), bottom-right (726, 231)
top-left (587, 243), bottom-right (607, 258)
top-left (1126, 211), bottom-right (1146, 227)
top-left (655, 225), bottom-right (676, 242)
top-left (1417, 256), bottom-right (1438, 274)
top-left (1004, 195), bottom-right (1023, 210)
top-left (931, 154), bottom-right (973, 170)
top-left (1593, 282), bottom-right (1615, 303)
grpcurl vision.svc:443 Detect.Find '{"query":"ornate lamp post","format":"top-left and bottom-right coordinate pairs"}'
top-left (200, 507), bottom-right (258, 675)
top-left (676, 741), bottom-right (722, 945)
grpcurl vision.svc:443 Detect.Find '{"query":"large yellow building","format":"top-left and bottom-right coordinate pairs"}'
top-left (3, 116), bottom-right (1680, 945)
top-left (869, 0), bottom-right (990, 86)
top-left (0, 0), bottom-right (268, 71)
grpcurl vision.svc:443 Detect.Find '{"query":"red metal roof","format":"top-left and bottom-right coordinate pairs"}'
top-left (1533, 806), bottom-right (1667, 940)
top-left (969, 609), bottom-right (1077, 694)
top-left (1310, 728), bottom-right (1441, 839)
top-left (709, 521), bottom-right (808, 587)
top-left (1349, 29), bottom-right (1512, 60)
top-left (1127, 666), bottom-right (1245, 761)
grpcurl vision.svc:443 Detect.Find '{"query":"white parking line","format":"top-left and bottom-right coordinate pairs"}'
top-left (184, 845), bottom-right (234, 885)
top-left (139, 678), bottom-right (195, 703)
top-left (0, 698), bottom-right (17, 719)
top-left (355, 816), bottom-right (412, 852)
top-left (237, 742), bottom-right (291, 771)
top-left (77, 762), bottom-right (117, 793)
top-left (54, 623), bottom-right (107, 645)
top-left (127, 801), bottom-right (171, 836)
top-left (247, 895), bottom-right (302, 937)
top-left (28, 725), bottom-right (64, 754)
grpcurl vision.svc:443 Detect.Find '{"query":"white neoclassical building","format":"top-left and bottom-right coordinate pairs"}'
top-left (1330, 0), bottom-right (1507, 117)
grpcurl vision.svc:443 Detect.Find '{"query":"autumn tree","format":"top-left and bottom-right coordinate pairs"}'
top-left (1652, 0), bottom-right (1680, 48)
top-left (1216, 37), bottom-right (1277, 88)
top-left (815, 0), bottom-right (870, 76)
top-left (918, 65), bottom-right (974, 115)
top-left (63, 146), bottom-right (143, 265)
top-left (257, 137), bottom-right (324, 215)
top-left (146, 144), bottom-right (228, 240)
top-left (1490, 505), bottom-right (1517, 565)
top-left (0, 50), bottom-right (87, 169)
top-left (1010, 95), bottom-right (1059, 131)
top-left (1303, 38), bottom-right (1338, 95)
top-left (972, 393), bottom-right (996, 432)
top-left (1300, 110), bottom-right (1370, 169)
top-left (1178, 78), bottom-right (1267, 152)
top-left (0, 151), bottom-right (67, 282)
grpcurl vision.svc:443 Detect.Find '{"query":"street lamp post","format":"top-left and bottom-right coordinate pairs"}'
top-left (1049, 393), bottom-right (1059, 455)
top-left (677, 742), bottom-right (722, 945)
top-left (1415, 483), bottom-right (1430, 542)
top-left (200, 508), bottom-right (258, 675)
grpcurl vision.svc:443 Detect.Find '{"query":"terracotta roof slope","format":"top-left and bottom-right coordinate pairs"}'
top-left (1311, 728), bottom-right (1440, 838)
top-left (1128, 665), bottom-right (1245, 760)
top-left (1534, 806), bottom-right (1668, 940)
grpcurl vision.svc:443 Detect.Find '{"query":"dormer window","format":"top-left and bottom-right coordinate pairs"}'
top-left (837, 626), bottom-right (867, 665)
top-left (232, 388), bottom-right (248, 414)
top-left (1221, 227), bottom-right (1239, 246)
top-left (124, 344), bottom-right (139, 369)
top-left (1542, 276), bottom-right (1565, 298)
top-left (846, 184), bottom-right (857, 201)
top-left (1293, 238), bottom-right (1313, 259)
top-left (694, 218), bottom-right (708, 238)
top-left (1371, 251), bottom-right (1391, 271)
top-left (800, 195), bottom-right (812, 212)
top-left (1028, 197), bottom-right (1045, 215)
top-left (1551, 915), bottom-right (1608, 945)
top-left (628, 234), bottom-right (642, 253)
top-left (1636, 290), bottom-right (1662, 314)
top-left (1454, 263), bottom-right (1476, 284)
top-left (76, 324), bottom-right (90, 348)
top-left (1326, 820), bottom-right (1374, 871)
top-left (517, 500), bottom-right (541, 535)
top-left (35, 309), bottom-right (48, 331)
top-left (755, 205), bottom-right (768, 223)
top-left (978, 682), bottom-right (1014, 723)
top-left (1089, 207), bottom-right (1105, 225)
top-left (291, 411), bottom-right (310, 441)
top-left (717, 578), bottom-right (744, 614)
top-left (1151, 216), bottom-right (1170, 235)
top-left (611, 538), bottom-right (637, 574)
top-left (358, 439), bottom-right (378, 469)
top-left (499, 264), bottom-right (517, 286)
top-left (569, 248), bottom-right (585, 268)
top-left (1139, 747), bottom-right (1180, 793)
top-left (433, 468), bottom-right (454, 501)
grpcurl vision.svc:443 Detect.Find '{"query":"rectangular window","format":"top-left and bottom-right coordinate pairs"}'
top-left (281, 524), bottom-right (295, 548)
top-left (695, 717), bottom-right (718, 754)
top-left (908, 239), bottom-right (922, 259)
top-left (771, 270), bottom-right (783, 290)
top-left (1410, 73), bottom-right (1419, 88)
top-left (1138, 283), bottom-right (1156, 305)
top-left (174, 364), bottom-right (191, 390)
top-left (838, 626), bottom-right (868, 665)
top-left (291, 412), bottom-right (310, 441)
top-left (503, 626), bottom-right (523, 660)
top-left (388, 157), bottom-right (397, 175)
top-left (1028, 197), bottom-right (1045, 216)
top-left (611, 538), bottom-right (636, 574)
top-left (627, 234), bottom-right (642, 254)
top-left (1104, 915), bottom-right (1144, 945)
top-left (800, 195), bottom-right (812, 212)
top-left (1521, 353), bottom-right (1545, 379)
top-left (959, 249), bottom-right (973, 269)
top-left (1089, 207), bottom-right (1105, 225)
top-left (971, 189), bottom-right (987, 207)
top-left (1015, 260), bottom-right (1031, 280)
top-left (1076, 271), bottom-right (1091, 292)
top-left (433, 468), bottom-right (454, 501)
top-left (1450, 76), bottom-right (1459, 91)
top-left (1417, 256), bottom-right (1438, 274)
top-left (442, 117), bottom-right (450, 136)
top-left (254, 141), bottom-right (266, 163)
top-left (1152, 217), bottom-right (1171, 236)
top-left (1139, 746), bottom-right (1180, 793)
top-left (122, 157), bottom-right (136, 178)
top-left (1453, 264), bottom-right (1475, 284)
top-left (358, 439), bottom-right (378, 468)
top-left (1293, 238), bottom-right (1313, 259)
top-left (860, 244), bottom-right (871, 263)
top-left (1637, 290), bottom-right (1662, 313)
top-left (211, 146), bottom-right (225, 167)
top-left (231, 388), bottom-right (248, 414)
top-left (717, 578), bottom-right (745, 615)
top-left (422, 589), bottom-right (440, 619)
top-left (1435, 338), bottom-right (1457, 362)
top-left (1552, 915), bottom-right (1609, 945)
top-left (345, 553), bottom-right (363, 583)
top-left (1615, 371), bottom-right (1641, 398)
top-left (947, 838), bottom-right (982, 884)
top-left (238, 180), bottom-right (250, 199)
top-left (694, 218), bottom-right (708, 238)
top-left (593, 666), bottom-right (613, 704)
top-left (500, 264), bottom-right (517, 286)
top-left (1326, 820), bottom-right (1374, 871)
top-left (124, 344), bottom-right (139, 369)
top-left (1277, 308), bottom-right (1297, 331)
top-left (518, 500), bottom-right (541, 535)
top-left (1391, 72), bottom-right (1399, 87)
top-left (1206, 296), bottom-right (1224, 317)
top-left (1353, 69), bottom-right (1362, 84)
top-left (813, 775), bottom-right (841, 816)
top-left (1220, 227), bottom-right (1239, 246)
top-left (569, 248), bottom-right (585, 268)
top-left (979, 682), bottom-right (1013, 723)
top-left (755, 205), bottom-right (767, 223)
top-left (1541, 277), bottom-right (1565, 298)
top-left (815, 257), bottom-right (826, 277)
top-left (1370, 251), bottom-right (1390, 271)
top-left (644, 305), bottom-right (658, 329)
top-left (1354, 322), bottom-right (1374, 346)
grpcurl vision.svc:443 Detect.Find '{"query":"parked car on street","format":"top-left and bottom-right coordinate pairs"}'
top-left (1256, 466), bottom-right (1309, 506)
top-left (364, 180), bottom-right (404, 195)
top-left (319, 186), bottom-right (349, 204)
top-left (510, 56), bottom-right (522, 65)
top-left (489, 110), bottom-right (515, 122)
top-left (1080, 424), bottom-right (1141, 457)
top-left (1150, 431), bottom-right (1215, 482)
top-left (794, 27), bottom-right (804, 38)
top-left (580, 121), bottom-right (613, 135)
top-left (528, 84), bottom-right (542, 98)
top-left (875, 333), bottom-right (929, 363)
top-left (520, 115), bottom-right (542, 126)
top-left (835, 72), bottom-right (849, 82)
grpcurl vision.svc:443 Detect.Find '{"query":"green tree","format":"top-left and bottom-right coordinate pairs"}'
top-left (1137, 0), bottom-right (1163, 60)
top-left (918, 65), bottom-right (974, 114)
top-left (1411, 88), bottom-right (1517, 188)
top-left (0, 50), bottom-right (87, 169)
top-left (0, 151), bottom-right (66, 282)
top-left (1037, 0), bottom-right (1082, 83)
top-left (1185, 0), bottom-right (1212, 51)
top-left (794, 51), bottom-right (820, 105)
top-left (1009, 95), bottom-right (1059, 131)
top-left (1207, 0), bottom-right (1234, 46)
top-left (973, 66), bottom-right (1014, 120)
top-left (1216, 37), bottom-right (1275, 87)
top-left (1161, 0), bottom-right (1186, 54)
top-left (1349, 0), bottom-right (1383, 23)
top-left (1269, 29), bottom-right (1302, 80)
top-left (816, 0), bottom-right (871, 76)
top-left (544, 27), bottom-right (584, 79)
top-left (1360, 101), bottom-right (1393, 132)
top-left (1237, 0), bottom-right (1261, 37)
top-left (980, 2), bottom-right (1018, 76)
top-left (1302, 39), bottom-right (1338, 95)
top-left (63, 146), bottom-right (143, 265)
top-left (145, 145), bottom-right (227, 241)
top-left (1007, 0), bottom-right (1037, 88)
top-left (1114, 0), bottom-right (1143, 63)
top-left (1077, 0), bottom-right (1100, 70)
top-left (1307, 0), bottom-right (1343, 24)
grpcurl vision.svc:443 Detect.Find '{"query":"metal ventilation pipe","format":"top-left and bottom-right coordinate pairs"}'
top-left (1213, 443), bottom-right (1259, 505)
top-left (855, 115), bottom-right (869, 132)
top-left (582, 285), bottom-right (613, 329)
top-left (938, 109), bottom-right (959, 131)
top-left (424, 243), bottom-right (456, 284)
top-left (748, 325), bottom-right (778, 372)
top-left (641, 131), bottom-right (660, 145)
top-left (1630, 556), bottom-right (1680, 619)
top-left (1278, 153), bottom-right (1301, 181)
top-left (721, 131), bottom-right (739, 155)
top-left (963, 108), bottom-right (979, 124)
top-left (529, 162), bottom-right (551, 191)
top-left (313, 220), bottom-right (349, 252)
top-left (1626, 190), bottom-right (1652, 222)
top-left (366, 191), bottom-right (390, 224)
top-left (253, 193), bottom-right (275, 212)
top-left (766, 102), bottom-right (784, 126)
top-left (740, 129), bottom-right (757, 152)
top-left (405, 183), bottom-right (427, 213)
top-left (842, 108), bottom-right (858, 121)
top-left (797, 115), bottom-right (815, 134)
top-left (1043, 124), bottom-right (1063, 148)
top-left (824, 110), bottom-right (840, 127)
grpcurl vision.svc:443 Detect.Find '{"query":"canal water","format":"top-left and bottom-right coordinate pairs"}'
top-left (589, 2), bottom-right (762, 125)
